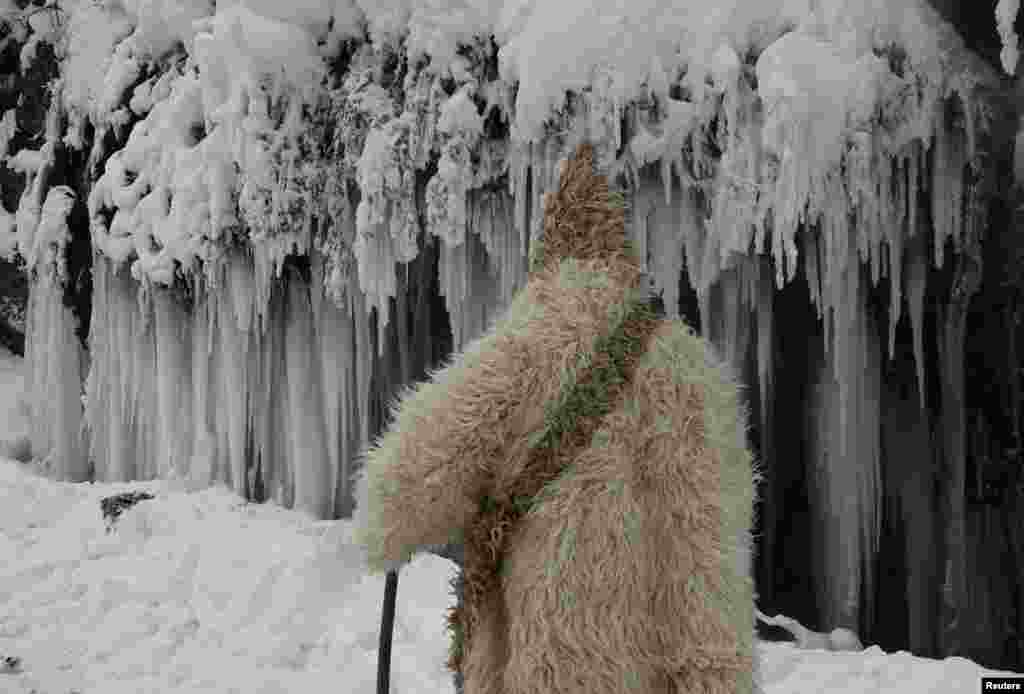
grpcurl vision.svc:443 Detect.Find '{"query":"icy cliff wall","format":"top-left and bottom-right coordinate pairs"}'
top-left (0, 0), bottom-right (1018, 668)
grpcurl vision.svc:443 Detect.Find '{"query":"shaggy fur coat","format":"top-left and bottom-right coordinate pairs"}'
top-left (354, 143), bottom-right (760, 694)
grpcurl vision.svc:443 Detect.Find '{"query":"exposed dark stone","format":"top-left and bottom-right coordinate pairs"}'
top-left (0, 654), bottom-right (22, 674)
top-left (0, 318), bottom-right (23, 356)
top-left (100, 491), bottom-right (156, 532)
top-left (756, 619), bottom-right (799, 644)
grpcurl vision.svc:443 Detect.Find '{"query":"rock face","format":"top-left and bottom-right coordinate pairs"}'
top-left (355, 145), bottom-right (760, 694)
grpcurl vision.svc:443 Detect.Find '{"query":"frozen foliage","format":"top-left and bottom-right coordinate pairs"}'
top-left (47, 0), bottom-right (996, 311)
top-left (85, 1), bottom-right (331, 300)
top-left (23, 185), bottom-right (75, 277)
top-left (13, 141), bottom-right (62, 272)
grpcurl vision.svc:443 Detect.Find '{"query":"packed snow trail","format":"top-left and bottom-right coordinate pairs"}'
top-left (0, 344), bottom-right (1020, 693)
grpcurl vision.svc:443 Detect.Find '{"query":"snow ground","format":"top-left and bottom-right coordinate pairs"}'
top-left (0, 345), bottom-right (1021, 693)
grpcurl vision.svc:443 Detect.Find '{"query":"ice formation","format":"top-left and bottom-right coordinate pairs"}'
top-left (2, 0), bottom-right (1005, 649)
top-left (998, 0), bottom-right (1021, 74)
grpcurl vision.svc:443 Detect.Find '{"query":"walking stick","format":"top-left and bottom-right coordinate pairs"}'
top-left (376, 544), bottom-right (464, 694)
top-left (377, 568), bottom-right (399, 694)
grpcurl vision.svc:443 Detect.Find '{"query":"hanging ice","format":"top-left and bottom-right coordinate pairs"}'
top-left (23, 271), bottom-right (89, 481)
top-left (997, 0), bottom-right (1021, 74)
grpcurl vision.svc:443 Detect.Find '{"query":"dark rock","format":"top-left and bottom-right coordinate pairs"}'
top-left (0, 316), bottom-right (23, 357)
top-left (100, 491), bottom-right (155, 532)
top-left (756, 617), bottom-right (798, 643)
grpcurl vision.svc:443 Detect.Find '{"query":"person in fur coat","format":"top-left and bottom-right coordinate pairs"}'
top-left (353, 142), bottom-right (761, 694)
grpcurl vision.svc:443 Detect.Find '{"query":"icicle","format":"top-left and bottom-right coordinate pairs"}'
top-left (189, 293), bottom-right (216, 489)
top-left (351, 274), bottom-right (373, 470)
top-left (834, 244), bottom-right (856, 456)
top-left (136, 289), bottom-right (160, 480)
top-left (908, 143), bottom-right (921, 239)
top-left (438, 239), bottom-right (466, 349)
top-left (867, 138), bottom-right (887, 289)
top-left (757, 255), bottom-right (774, 461)
top-left (312, 255), bottom-right (354, 516)
top-left (84, 259), bottom-right (109, 480)
top-left (805, 232), bottom-right (822, 318)
top-left (678, 181), bottom-right (707, 307)
top-left (107, 266), bottom-right (130, 482)
top-left (509, 139), bottom-right (532, 260)
top-left (285, 278), bottom-right (331, 518)
top-left (636, 183), bottom-right (649, 276)
top-left (228, 255), bottom-right (257, 333)
top-left (705, 263), bottom-right (753, 375)
top-left (153, 289), bottom-right (190, 479)
top-left (531, 138), bottom-right (562, 248)
top-left (471, 190), bottom-right (527, 312)
top-left (87, 261), bottom-right (158, 483)
top-left (468, 233), bottom-right (501, 344)
top-left (844, 272), bottom-right (865, 630)
top-left (353, 218), bottom-right (397, 357)
top-left (820, 223), bottom-right (835, 362)
top-left (337, 306), bottom-right (354, 515)
top-left (439, 230), bottom-right (503, 351)
top-left (804, 264), bottom-right (881, 635)
top-left (930, 99), bottom-right (965, 269)
top-left (907, 235), bottom-right (928, 412)
top-left (24, 269), bottom-right (88, 481)
top-left (256, 281), bottom-right (287, 502)
top-left (250, 286), bottom-right (270, 498)
top-left (92, 261), bottom-right (130, 482)
top-left (646, 176), bottom-right (686, 320)
top-left (860, 302), bottom-right (882, 638)
top-left (502, 189), bottom-right (528, 308)
top-left (888, 216), bottom-right (904, 361)
top-left (252, 246), bottom-right (276, 333)
top-left (218, 272), bottom-right (249, 498)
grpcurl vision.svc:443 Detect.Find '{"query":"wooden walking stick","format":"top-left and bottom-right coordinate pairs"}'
top-left (376, 545), bottom-right (465, 694)
top-left (377, 568), bottom-right (399, 694)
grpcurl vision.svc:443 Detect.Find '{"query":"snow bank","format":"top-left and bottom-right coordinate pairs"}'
top-left (0, 461), bottom-right (459, 694)
top-left (0, 452), bottom-right (1021, 693)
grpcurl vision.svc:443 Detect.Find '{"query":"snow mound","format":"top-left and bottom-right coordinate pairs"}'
top-left (0, 462), bottom-right (459, 693)
top-left (0, 452), bottom-right (1020, 693)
